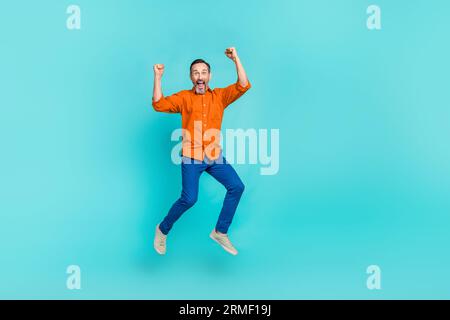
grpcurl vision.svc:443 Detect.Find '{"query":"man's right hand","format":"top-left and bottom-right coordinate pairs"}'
top-left (154, 64), bottom-right (164, 78)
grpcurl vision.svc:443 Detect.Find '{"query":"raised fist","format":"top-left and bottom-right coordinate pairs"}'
top-left (225, 47), bottom-right (238, 61)
top-left (153, 64), bottom-right (165, 78)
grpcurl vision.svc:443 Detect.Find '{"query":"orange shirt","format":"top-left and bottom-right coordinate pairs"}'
top-left (152, 81), bottom-right (251, 161)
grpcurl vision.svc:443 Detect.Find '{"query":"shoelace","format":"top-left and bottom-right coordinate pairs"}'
top-left (157, 232), bottom-right (166, 246)
top-left (217, 234), bottom-right (231, 246)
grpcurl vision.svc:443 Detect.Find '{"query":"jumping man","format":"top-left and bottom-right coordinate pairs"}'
top-left (152, 47), bottom-right (251, 255)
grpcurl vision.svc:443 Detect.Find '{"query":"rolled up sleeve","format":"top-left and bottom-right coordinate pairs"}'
top-left (219, 81), bottom-right (252, 109)
top-left (152, 92), bottom-right (183, 113)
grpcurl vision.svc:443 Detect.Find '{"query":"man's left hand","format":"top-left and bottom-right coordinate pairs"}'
top-left (225, 47), bottom-right (238, 61)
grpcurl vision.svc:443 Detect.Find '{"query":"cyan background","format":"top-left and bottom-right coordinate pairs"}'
top-left (1, 0), bottom-right (449, 299)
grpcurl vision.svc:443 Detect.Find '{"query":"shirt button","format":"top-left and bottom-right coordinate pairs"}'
top-left (203, 114), bottom-right (206, 117)
top-left (203, 104), bottom-right (206, 106)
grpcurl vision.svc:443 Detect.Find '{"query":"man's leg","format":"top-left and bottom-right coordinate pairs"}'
top-left (159, 157), bottom-right (206, 235)
top-left (206, 156), bottom-right (245, 234)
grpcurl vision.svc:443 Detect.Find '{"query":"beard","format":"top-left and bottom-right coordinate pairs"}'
top-left (195, 80), bottom-right (207, 94)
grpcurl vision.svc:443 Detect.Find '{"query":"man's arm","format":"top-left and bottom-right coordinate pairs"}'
top-left (153, 64), bottom-right (164, 102)
top-left (220, 47), bottom-right (251, 108)
top-left (225, 47), bottom-right (248, 87)
top-left (152, 64), bottom-right (182, 113)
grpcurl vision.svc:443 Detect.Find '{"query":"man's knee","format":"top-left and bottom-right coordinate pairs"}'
top-left (231, 181), bottom-right (245, 194)
top-left (180, 194), bottom-right (197, 207)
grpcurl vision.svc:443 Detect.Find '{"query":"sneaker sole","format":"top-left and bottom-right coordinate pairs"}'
top-left (209, 233), bottom-right (238, 256)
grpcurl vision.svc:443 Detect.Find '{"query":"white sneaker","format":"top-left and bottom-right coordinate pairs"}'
top-left (154, 224), bottom-right (167, 255)
top-left (210, 229), bottom-right (238, 255)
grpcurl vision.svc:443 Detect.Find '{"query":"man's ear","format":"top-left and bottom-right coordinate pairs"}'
top-left (209, 71), bottom-right (212, 82)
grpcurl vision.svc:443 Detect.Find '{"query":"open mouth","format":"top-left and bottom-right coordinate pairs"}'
top-left (196, 80), bottom-right (205, 90)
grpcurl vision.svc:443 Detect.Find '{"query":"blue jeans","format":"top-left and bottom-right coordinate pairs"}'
top-left (159, 153), bottom-right (245, 235)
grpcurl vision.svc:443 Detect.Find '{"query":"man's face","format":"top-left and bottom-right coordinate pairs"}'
top-left (190, 63), bottom-right (211, 94)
